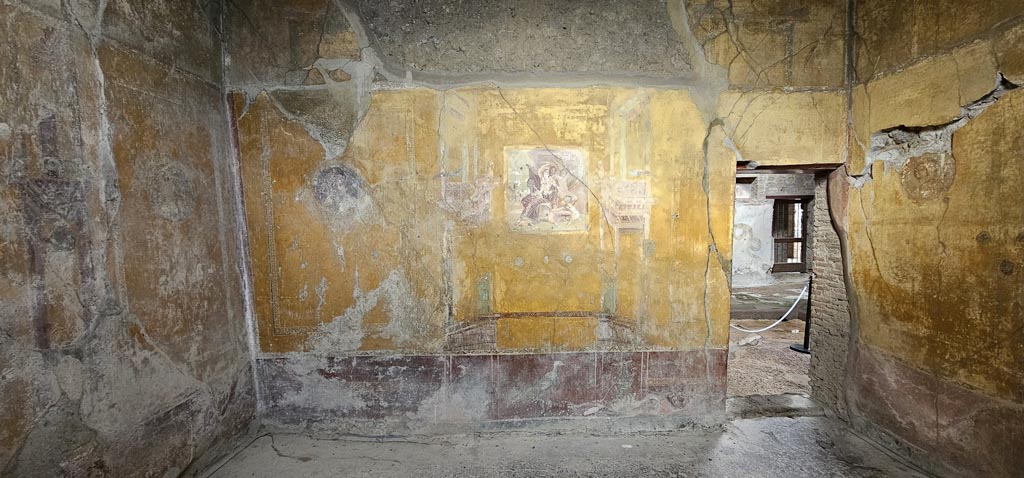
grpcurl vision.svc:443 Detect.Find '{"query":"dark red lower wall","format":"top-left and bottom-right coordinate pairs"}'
top-left (258, 350), bottom-right (727, 434)
top-left (851, 345), bottom-right (1024, 478)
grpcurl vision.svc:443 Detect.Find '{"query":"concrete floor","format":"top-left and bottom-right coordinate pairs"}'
top-left (204, 416), bottom-right (930, 478)
top-left (728, 273), bottom-right (812, 397)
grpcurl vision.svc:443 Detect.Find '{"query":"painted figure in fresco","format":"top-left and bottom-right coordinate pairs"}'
top-left (518, 163), bottom-right (554, 223)
top-left (8, 116), bottom-right (92, 350)
top-left (553, 193), bottom-right (581, 223)
top-left (507, 148), bottom-right (588, 232)
top-left (517, 162), bottom-right (581, 227)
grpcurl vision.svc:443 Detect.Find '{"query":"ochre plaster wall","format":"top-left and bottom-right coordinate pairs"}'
top-left (224, 0), bottom-right (851, 433)
top-left (238, 86), bottom-right (732, 355)
top-left (687, 0), bottom-right (851, 168)
top-left (233, 85), bottom-right (737, 431)
top-left (5, 0), bottom-right (1022, 474)
top-left (844, 2), bottom-right (1024, 476)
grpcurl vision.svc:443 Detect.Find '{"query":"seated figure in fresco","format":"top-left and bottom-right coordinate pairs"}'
top-left (550, 193), bottom-right (581, 224)
top-left (518, 163), bottom-right (559, 224)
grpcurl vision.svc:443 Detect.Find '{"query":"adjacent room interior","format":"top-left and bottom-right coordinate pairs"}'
top-left (2, 1), bottom-right (1022, 477)
top-left (728, 170), bottom-right (816, 399)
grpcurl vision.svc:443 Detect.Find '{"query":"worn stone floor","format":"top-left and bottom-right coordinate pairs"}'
top-left (728, 318), bottom-right (811, 397)
top-left (728, 273), bottom-right (812, 397)
top-left (204, 416), bottom-right (930, 478)
top-left (730, 273), bottom-right (810, 321)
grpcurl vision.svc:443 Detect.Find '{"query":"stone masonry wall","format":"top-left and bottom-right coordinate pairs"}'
top-left (808, 175), bottom-right (850, 418)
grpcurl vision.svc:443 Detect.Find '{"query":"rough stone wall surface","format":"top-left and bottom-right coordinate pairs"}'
top-left (0, 1), bottom-right (255, 476)
top-left (807, 176), bottom-right (849, 418)
top-left (844, 3), bottom-right (1024, 476)
top-left (353, 0), bottom-right (696, 78)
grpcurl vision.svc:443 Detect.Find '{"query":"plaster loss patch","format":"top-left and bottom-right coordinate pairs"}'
top-left (861, 74), bottom-right (1019, 189)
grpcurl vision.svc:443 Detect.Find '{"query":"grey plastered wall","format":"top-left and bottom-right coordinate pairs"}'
top-left (732, 180), bottom-right (775, 287)
top-left (0, 0), bottom-right (255, 476)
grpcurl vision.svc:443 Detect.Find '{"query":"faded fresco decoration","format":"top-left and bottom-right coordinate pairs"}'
top-left (236, 86), bottom-right (735, 356)
top-left (441, 173), bottom-right (496, 225)
top-left (506, 148), bottom-right (588, 232)
top-left (604, 180), bottom-right (652, 232)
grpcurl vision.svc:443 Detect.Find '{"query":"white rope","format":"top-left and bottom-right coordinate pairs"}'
top-left (730, 282), bottom-right (810, 333)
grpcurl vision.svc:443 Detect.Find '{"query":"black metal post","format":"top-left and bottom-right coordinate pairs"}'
top-left (790, 274), bottom-right (812, 354)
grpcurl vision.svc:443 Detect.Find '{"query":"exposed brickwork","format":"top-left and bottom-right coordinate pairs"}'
top-left (808, 176), bottom-right (850, 417)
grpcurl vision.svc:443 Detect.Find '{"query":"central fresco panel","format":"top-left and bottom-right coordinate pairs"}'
top-left (235, 86), bottom-right (732, 357)
top-left (234, 85), bottom-right (735, 429)
top-left (506, 148), bottom-right (589, 233)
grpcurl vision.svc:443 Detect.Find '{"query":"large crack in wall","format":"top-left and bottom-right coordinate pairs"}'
top-left (839, 5), bottom-right (1024, 471)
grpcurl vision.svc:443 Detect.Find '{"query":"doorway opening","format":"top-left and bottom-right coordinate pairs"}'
top-left (727, 169), bottom-right (819, 400)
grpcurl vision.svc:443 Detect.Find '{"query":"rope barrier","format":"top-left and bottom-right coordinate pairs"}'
top-left (730, 282), bottom-right (810, 333)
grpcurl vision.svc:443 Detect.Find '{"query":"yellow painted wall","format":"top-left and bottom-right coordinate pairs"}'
top-left (719, 90), bottom-right (848, 166)
top-left (234, 87), bottom-right (734, 355)
top-left (685, 0), bottom-right (852, 167)
top-left (849, 6), bottom-right (1024, 403)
